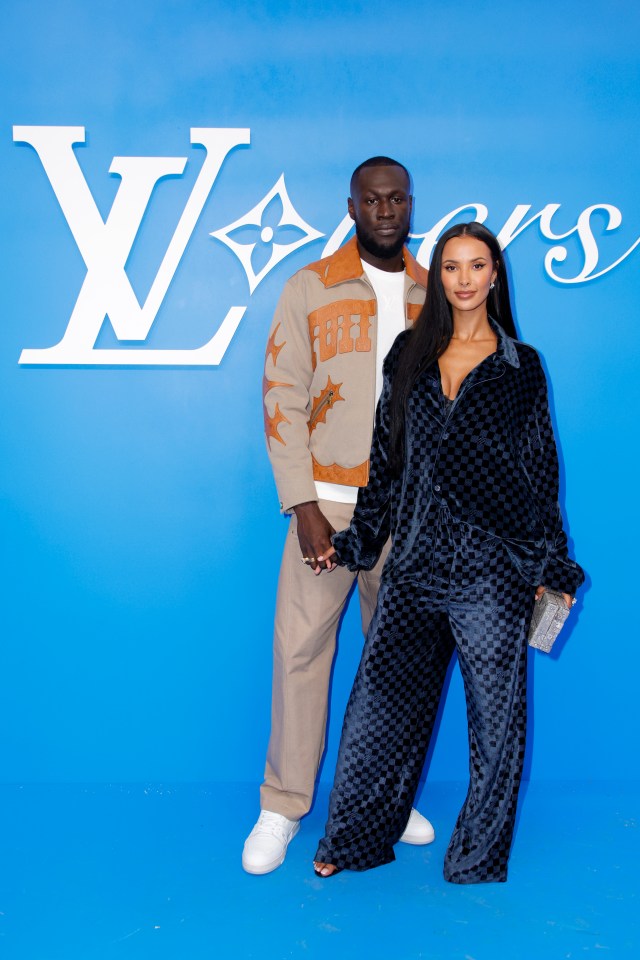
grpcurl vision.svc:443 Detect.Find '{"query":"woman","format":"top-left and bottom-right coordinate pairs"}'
top-left (313, 222), bottom-right (584, 884)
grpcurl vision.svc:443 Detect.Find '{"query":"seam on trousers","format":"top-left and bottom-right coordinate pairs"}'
top-left (279, 516), bottom-right (299, 796)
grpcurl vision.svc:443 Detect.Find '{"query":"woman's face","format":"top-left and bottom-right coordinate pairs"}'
top-left (440, 236), bottom-right (497, 314)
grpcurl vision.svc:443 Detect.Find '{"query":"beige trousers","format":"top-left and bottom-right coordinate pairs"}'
top-left (260, 499), bottom-right (389, 821)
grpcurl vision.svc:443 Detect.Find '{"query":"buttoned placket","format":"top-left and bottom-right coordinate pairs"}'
top-left (428, 354), bottom-right (506, 506)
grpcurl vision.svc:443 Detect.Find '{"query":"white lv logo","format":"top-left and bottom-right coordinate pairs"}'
top-left (13, 126), bottom-right (250, 365)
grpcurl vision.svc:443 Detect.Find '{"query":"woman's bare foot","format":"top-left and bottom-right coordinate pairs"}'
top-left (313, 861), bottom-right (342, 877)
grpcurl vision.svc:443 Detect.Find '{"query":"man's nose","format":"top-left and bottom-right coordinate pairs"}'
top-left (377, 200), bottom-right (395, 218)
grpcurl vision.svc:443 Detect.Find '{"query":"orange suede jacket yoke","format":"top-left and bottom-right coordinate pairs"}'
top-left (263, 236), bottom-right (428, 513)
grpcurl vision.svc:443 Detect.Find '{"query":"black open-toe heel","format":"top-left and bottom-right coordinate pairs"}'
top-left (313, 861), bottom-right (343, 878)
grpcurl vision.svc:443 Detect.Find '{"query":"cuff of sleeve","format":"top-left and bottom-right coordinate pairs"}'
top-left (277, 479), bottom-right (319, 515)
top-left (331, 529), bottom-right (360, 571)
top-left (542, 555), bottom-right (585, 597)
top-left (331, 527), bottom-right (382, 572)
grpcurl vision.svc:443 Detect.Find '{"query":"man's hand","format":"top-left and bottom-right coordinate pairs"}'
top-left (293, 501), bottom-right (337, 575)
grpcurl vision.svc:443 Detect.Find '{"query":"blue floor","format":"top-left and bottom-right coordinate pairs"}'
top-left (1, 781), bottom-right (637, 959)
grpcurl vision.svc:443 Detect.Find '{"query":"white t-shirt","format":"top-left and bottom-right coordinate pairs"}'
top-left (315, 264), bottom-right (406, 504)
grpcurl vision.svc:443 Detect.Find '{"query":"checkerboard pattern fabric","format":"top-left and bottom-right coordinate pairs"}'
top-left (332, 320), bottom-right (584, 597)
top-left (315, 519), bottom-right (534, 883)
top-left (317, 321), bottom-right (583, 883)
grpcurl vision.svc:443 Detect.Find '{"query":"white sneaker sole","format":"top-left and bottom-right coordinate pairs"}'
top-left (399, 828), bottom-right (435, 846)
top-left (242, 820), bottom-right (300, 875)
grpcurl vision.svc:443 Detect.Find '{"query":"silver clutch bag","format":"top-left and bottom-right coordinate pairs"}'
top-left (528, 589), bottom-right (571, 652)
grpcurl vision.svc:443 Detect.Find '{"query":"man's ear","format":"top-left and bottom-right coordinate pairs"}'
top-left (347, 196), bottom-right (356, 221)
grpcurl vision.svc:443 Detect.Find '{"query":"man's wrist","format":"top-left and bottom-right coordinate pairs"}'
top-left (293, 500), bottom-right (320, 517)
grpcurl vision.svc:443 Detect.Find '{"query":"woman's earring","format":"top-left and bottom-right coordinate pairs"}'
top-left (490, 282), bottom-right (495, 289)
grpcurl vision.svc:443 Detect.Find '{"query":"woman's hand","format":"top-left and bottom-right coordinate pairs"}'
top-left (317, 545), bottom-right (338, 569)
top-left (535, 585), bottom-right (573, 610)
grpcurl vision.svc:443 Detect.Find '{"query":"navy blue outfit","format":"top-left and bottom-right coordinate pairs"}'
top-left (315, 321), bottom-right (584, 883)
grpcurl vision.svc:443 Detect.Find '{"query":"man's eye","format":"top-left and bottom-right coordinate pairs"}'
top-left (366, 198), bottom-right (378, 205)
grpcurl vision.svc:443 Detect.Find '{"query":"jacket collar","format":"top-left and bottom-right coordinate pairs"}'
top-left (311, 235), bottom-right (428, 289)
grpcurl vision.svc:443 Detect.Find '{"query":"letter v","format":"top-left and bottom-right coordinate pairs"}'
top-left (14, 126), bottom-right (250, 365)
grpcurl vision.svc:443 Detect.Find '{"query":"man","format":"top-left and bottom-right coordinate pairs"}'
top-left (243, 158), bottom-right (433, 875)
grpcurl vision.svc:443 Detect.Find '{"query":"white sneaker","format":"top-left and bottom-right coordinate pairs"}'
top-left (399, 807), bottom-right (435, 845)
top-left (242, 811), bottom-right (300, 875)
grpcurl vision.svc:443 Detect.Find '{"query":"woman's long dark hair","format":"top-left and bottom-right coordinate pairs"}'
top-left (388, 221), bottom-right (517, 475)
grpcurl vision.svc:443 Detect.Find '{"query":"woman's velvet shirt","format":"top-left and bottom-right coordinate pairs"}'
top-left (332, 320), bottom-right (584, 597)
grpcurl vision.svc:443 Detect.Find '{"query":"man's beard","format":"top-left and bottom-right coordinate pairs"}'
top-left (355, 222), bottom-right (409, 261)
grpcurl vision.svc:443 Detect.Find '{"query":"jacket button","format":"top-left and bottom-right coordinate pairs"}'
top-left (434, 484), bottom-right (441, 492)
top-left (443, 432), bottom-right (449, 440)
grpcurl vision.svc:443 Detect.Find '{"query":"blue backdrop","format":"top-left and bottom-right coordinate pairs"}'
top-left (1, 0), bottom-right (638, 787)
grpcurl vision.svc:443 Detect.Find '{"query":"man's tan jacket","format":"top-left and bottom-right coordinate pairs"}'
top-left (263, 236), bottom-right (428, 512)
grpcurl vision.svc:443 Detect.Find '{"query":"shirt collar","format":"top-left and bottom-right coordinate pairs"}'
top-left (489, 316), bottom-right (520, 368)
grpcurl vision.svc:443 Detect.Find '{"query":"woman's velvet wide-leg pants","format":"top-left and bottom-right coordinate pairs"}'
top-left (315, 525), bottom-right (534, 884)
